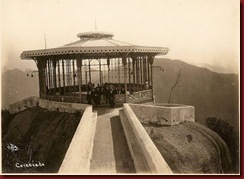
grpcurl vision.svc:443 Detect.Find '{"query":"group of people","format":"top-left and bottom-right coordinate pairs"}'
top-left (86, 82), bottom-right (125, 108)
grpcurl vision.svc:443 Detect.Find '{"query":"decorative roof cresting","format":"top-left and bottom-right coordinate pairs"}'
top-left (77, 31), bottom-right (114, 40)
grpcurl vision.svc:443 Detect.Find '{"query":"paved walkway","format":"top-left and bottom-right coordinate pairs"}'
top-left (90, 107), bottom-right (135, 174)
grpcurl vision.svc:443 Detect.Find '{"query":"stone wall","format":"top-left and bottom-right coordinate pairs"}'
top-left (58, 107), bottom-right (97, 173)
top-left (122, 103), bottom-right (173, 174)
top-left (8, 96), bottom-right (90, 114)
top-left (129, 103), bottom-right (195, 126)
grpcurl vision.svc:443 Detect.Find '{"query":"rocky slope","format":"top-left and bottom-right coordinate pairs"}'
top-left (144, 122), bottom-right (232, 174)
top-left (2, 107), bottom-right (82, 173)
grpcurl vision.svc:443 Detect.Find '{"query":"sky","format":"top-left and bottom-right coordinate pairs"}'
top-left (1, 0), bottom-right (240, 72)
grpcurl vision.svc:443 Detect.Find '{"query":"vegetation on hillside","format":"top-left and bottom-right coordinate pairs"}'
top-left (206, 117), bottom-right (239, 173)
top-left (2, 107), bottom-right (82, 173)
top-left (2, 109), bottom-right (16, 136)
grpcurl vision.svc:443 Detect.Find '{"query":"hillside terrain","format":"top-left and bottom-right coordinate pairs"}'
top-left (2, 107), bottom-right (82, 173)
top-left (2, 69), bottom-right (39, 109)
top-left (144, 122), bottom-right (232, 174)
top-left (153, 58), bottom-right (239, 129)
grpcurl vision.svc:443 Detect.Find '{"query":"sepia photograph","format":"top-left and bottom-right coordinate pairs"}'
top-left (1, 0), bottom-right (240, 175)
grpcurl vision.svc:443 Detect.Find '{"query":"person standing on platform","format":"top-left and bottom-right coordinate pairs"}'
top-left (90, 85), bottom-right (96, 105)
top-left (86, 82), bottom-right (92, 104)
top-left (104, 83), bottom-right (110, 104)
top-left (121, 87), bottom-right (125, 94)
top-left (95, 84), bottom-right (102, 105)
top-left (108, 85), bottom-right (116, 108)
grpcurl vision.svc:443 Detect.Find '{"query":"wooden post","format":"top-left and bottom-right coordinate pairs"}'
top-left (122, 54), bottom-right (128, 103)
top-left (72, 59), bottom-right (76, 93)
top-left (148, 55), bottom-right (155, 102)
top-left (143, 55), bottom-right (147, 89)
top-left (132, 56), bottom-right (136, 93)
top-left (67, 60), bottom-right (71, 95)
top-left (140, 56), bottom-right (143, 90)
top-left (89, 60), bottom-right (91, 83)
top-left (147, 56), bottom-right (150, 86)
top-left (58, 60), bottom-right (61, 95)
top-left (136, 57), bottom-right (140, 91)
top-left (36, 57), bottom-right (47, 98)
top-left (48, 59), bottom-right (51, 92)
top-left (76, 55), bottom-right (82, 103)
top-left (128, 57), bottom-right (131, 92)
top-left (45, 60), bottom-right (48, 96)
top-left (62, 59), bottom-right (66, 95)
top-left (99, 59), bottom-right (102, 84)
top-left (53, 59), bottom-right (57, 95)
top-left (118, 58), bottom-right (120, 84)
top-left (107, 58), bottom-right (110, 83)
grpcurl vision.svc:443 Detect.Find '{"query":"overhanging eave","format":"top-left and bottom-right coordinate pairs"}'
top-left (21, 46), bottom-right (169, 59)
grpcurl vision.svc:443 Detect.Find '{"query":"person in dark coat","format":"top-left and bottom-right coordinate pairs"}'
top-left (108, 85), bottom-right (116, 108)
top-left (86, 82), bottom-right (93, 104)
top-left (94, 84), bottom-right (102, 105)
top-left (120, 87), bottom-right (125, 94)
top-left (104, 83), bottom-right (110, 104)
top-left (90, 86), bottom-right (96, 105)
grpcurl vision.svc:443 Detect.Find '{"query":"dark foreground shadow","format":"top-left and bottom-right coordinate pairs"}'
top-left (110, 116), bottom-right (136, 173)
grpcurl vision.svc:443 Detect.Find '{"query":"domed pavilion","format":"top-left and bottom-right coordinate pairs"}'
top-left (21, 31), bottom-right (169, 104)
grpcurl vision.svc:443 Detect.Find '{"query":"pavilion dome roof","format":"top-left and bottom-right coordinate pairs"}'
top-left (20, 31), bottom-right (169, 59)
top-left (62, 31), bottom-right (135, 48)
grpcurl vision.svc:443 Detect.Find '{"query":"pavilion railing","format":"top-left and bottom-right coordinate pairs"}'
top-left (40, 89), bottom-right (152, 104)
top-left (44, 95), bottom-right (87, 104)
top-left (128, 89), bottom-right (152, 103)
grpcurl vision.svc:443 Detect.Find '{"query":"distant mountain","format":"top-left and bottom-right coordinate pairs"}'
top-left (1, 68), bottom-right (39, 109)
top-left (153, 58), bottom-right (239, 129)
top-left (1, 66), bottom-right (9, 73)
top-left (191, 62), bottom-right (238, 74)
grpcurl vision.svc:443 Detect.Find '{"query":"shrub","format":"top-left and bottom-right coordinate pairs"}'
top-left (206, 117), bottom-right (239, 173)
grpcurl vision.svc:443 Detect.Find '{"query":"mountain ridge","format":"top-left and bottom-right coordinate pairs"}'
top-left (153, 58), bottom-right (239, 129)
